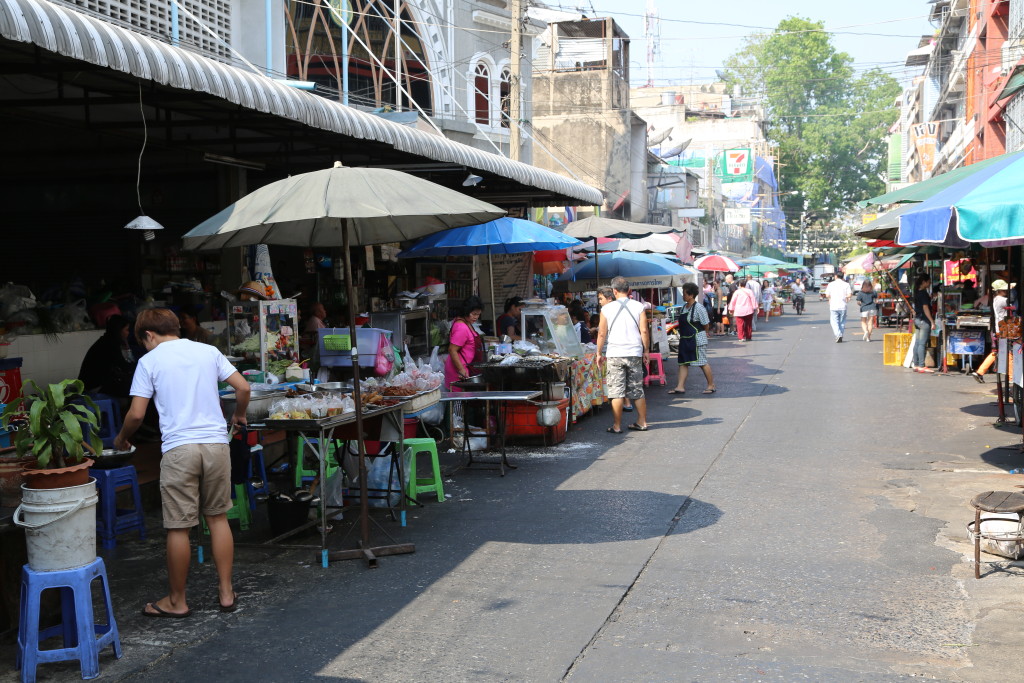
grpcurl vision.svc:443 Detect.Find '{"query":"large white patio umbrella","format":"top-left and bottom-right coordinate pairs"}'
top-left (561, 216), bottom-right (676, 281)
top-left (184, 162), bottom-right (505, 562)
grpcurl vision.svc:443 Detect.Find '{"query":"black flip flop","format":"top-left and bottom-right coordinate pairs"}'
top-left (142, 602), bottom-right (192, 619)
top-left (627, 423), bottom-right (648, 432)
top-left (667, 390), bottom-right (685, 395)
top-left (219, 593), bottom-right (238, 613)
top-left (606, 427), bottom-right (623, 434)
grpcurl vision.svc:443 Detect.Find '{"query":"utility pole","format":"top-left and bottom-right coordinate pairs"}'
top-left (394, 0), bottom-right (402, 111)
top-left (509, 0), bottom-right (523, 161)
top-left (799, 211), bottom-right (806, 266)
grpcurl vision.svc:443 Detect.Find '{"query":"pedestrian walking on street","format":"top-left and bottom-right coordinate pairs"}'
top-left (857, 280), bottom-right (878, 342)
top-left (728, 280), bottom-right (758, 342)
top-left (745, 276), bottom-right (762, 331)
top-left (971, 279), bottom-right (1011, 381)
top-left (760, 279), bottom-right (775, 323)
top-left (669, 282), bottom-right (716, 395)
top-left (597, 286), bottom-right (633, 413)
top-left (596, 276), bottom-right (650, 433)
top-left (115, 308), bottom-right (250, 617)
top-left (825, 272), bottom-right (854, 342)
top-left (911, 273), bottom-right (936, 373)
top-left (723, 274), bottom-right (738, 335)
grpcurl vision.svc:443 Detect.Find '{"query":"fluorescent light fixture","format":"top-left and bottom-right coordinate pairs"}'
top-left (273, 79), bottom-right (317, 91)
top-left (203, 152), bottom-right (266, 171)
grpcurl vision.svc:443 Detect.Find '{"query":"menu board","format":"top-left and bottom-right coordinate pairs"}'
top-left (476, 253), bottom-right (533, 324)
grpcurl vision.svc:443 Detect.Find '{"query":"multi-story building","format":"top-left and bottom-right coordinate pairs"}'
top-left (530, 17), bottom-right (648, 221)
top-left (1002, 0), bottom-right (1024, 153)
top-left (630, 84), bottom-right (784, 256)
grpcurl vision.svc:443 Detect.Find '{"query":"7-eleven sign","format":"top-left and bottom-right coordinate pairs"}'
top-left (721, 148), bottom-right (752, 182)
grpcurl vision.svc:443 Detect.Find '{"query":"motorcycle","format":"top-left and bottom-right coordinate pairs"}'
top-left (793, 294), bottom-right (805, 315)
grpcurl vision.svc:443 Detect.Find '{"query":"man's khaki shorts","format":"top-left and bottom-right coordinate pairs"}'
top-left (605, 356), bottom-right (644, 400)
top-left (160, 443), bottom-right (231, 529)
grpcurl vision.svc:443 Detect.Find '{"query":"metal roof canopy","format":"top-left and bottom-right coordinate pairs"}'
top-left (0, 0), bottom-right (603, 207)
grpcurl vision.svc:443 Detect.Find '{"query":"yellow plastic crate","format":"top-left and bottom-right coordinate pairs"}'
top-left (883, 332), bottom-right (913, 366)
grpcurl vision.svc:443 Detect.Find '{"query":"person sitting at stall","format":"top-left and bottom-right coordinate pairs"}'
top-left (961, 280), bottom-right (977, 306)
top-left (444, 296), bottom-right (485, 391)
top-left (179, 305), bottom-right (212, 345)
top-left (971, 280), bottom-right (1012, 382)
top-left (79, 314), bottom-right (137, 399)
top-left (495, 296), bottom-right (524, 341)
top-left (571, 307), bottom-right (593, 344)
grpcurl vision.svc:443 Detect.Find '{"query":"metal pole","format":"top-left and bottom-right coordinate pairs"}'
top-left (594, 237), bottom-right (600, 284)
top-left (509, 0), bottom-right (523, 161)
top-left (342, 222), bottom-right (370, 547)
top-left (489, 249), bottom-right (498, 335)
top-left (341, 2), bottom-right (349, 106)
top-left (394, 0), bottom-right (402, 111)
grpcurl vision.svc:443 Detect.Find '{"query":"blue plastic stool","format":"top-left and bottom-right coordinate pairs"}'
top-left (92, 466), bottom-right (146, 550)
top-left (17, 557), bottom-right (122, 683)
top-left (245, 445), bottom-right (268, 511)
top-left (90, 399), bottom-right (122, 450)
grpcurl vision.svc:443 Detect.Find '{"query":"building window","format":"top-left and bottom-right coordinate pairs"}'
top-left (500, 67), bottom-right (511, 128)
top-left (475, 63), bottom-right (491, 125)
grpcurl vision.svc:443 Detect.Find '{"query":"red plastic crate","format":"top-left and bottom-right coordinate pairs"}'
top-left (504, 398), bottom-right (568, 445)
top-left (0, 357), bottom-right (23, 404)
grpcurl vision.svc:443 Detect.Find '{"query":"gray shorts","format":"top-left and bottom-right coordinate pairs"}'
top-left (605, 356), bottom-right (644, 400)
top-left (160, 443), bottom-right (232, 529)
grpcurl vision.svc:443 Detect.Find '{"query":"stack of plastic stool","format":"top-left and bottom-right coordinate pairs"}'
top-left (404, 438), bottom-right (444, 504)
top-left (90, 399), bottom-right (122, 450)
top-left (17, 557), bottom-right (122, 683)
top-left (92, 465), bottom-right (146, 550)
top-left (294, 436), bottom-right (341, 488)
top-left (643, 354), bottom-right (667, 386)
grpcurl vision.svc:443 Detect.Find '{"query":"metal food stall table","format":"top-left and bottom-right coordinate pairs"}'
top-left (441, 390), bottom-right (542, 475)
top-left (247, 402), bottom-right (413, 568)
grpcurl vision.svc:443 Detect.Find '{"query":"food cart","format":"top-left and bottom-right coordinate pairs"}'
top-left (227, 299), bottom-right (300, 379)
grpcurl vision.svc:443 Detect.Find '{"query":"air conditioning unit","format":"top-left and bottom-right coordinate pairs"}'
top-left (691, 228), bottom-right (706, 247)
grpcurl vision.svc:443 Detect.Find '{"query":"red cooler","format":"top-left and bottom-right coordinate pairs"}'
top-left (0, 357), bottom-right (23, 404)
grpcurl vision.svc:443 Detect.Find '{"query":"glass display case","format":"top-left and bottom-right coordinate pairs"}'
top-left (520, 304), bottom-right (584, 358)
top-left (227, 298), bottom-right (300, 376)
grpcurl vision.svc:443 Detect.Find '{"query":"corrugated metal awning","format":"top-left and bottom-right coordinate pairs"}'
top-left (0, 0), bottom-right (603, 206)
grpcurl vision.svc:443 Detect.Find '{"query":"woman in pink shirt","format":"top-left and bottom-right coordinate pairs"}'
top-left (728, 282), bottom-right (758, 342)
top-left (444, 296), bottom-right (485, 391)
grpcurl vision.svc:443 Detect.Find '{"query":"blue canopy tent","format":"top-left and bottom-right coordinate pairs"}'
top-left (398, 217), bottom-right (582, 330)
top-left (554, 251), bottom-right (696, 293)
top-left (898, 152), bottom-right (1024, 247)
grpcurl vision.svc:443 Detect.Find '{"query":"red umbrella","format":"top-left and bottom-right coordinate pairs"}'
top-left (694, 254), bottom-right (740, 272)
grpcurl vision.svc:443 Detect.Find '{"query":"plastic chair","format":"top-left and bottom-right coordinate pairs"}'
top-left (404, 438), bottom-right (444, 504)
top-left (294, 437), bottom-right (341, 488)
top-left (644, 354), bottom-right (667, 386)
top-left (202, 484), bottom-right (251, 534)
top-left (92, 465), bottom-right (146, 550)
top-left (245, 445), bottom-right (268, 510)
top-left (89, 399), bottom-right (122, 450)
top-left (17, 557), bottom-right (122, 683)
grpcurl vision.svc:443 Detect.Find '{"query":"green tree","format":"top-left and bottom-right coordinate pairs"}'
top-left (723, 16), bottom-right (901, 219)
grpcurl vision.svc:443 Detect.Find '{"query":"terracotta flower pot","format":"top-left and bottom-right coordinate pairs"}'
top-left (0, 447), bottom-right (36, 506)
top-left (21, 458), bottom-right (95, 490)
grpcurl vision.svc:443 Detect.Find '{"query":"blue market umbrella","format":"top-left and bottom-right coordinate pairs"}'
top-left (555, 251), bottom-right (694, 293)
top-left (398, 217), bottom-right (582, 330)
top-left (898, 152), bottom-right (1024, 247)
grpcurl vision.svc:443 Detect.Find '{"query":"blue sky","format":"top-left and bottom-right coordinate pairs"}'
top-left (581, 0), bottom-right (934, 86)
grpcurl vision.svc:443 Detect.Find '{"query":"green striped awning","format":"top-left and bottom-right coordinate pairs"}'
top-left (998, 66), bottom-right (1024, 101)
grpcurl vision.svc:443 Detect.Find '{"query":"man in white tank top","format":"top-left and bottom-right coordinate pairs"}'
top-left (596, 276), bottom-right (651, 433)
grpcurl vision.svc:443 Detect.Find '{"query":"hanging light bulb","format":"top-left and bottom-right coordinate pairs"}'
top-left (125, 84), bottom-right (165, 242)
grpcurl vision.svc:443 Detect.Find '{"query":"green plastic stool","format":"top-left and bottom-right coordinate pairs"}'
top-left (404, 438), bottom-right (444, 503)
top-left (203, 484), bottom-right (250, 533)
top-left (295, 436), bottom-right (342, 488)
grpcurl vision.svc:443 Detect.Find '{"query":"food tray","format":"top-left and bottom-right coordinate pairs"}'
top-left (402, 387), bottom-right (440, 413)
top-left (254, 413), bottom-right (355, 430)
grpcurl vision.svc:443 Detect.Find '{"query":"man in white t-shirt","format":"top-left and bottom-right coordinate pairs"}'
top-left (825, 274), bottom-right (854, 342)
top-left (115, 308), bottom-right (250, 618)
top-left (597, 276), bottom-right (651, 434)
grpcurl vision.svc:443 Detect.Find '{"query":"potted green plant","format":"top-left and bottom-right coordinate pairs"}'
top-left (2, 379), bottom-right (103, 571)
top-left (1, 379), bottom-right (101, 489)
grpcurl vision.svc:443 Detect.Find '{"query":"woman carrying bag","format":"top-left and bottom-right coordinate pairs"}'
top-left (669, 282), bottom-right (716, 395)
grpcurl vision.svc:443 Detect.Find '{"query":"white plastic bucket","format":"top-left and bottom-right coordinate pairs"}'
top-left (14, 479), bottom-right (98, 571)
